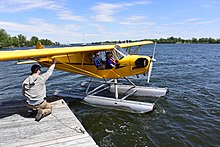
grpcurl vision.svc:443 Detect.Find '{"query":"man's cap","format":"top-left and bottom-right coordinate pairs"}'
top-left (94, 52), bottom-right (99, 55)
top-left (106, 52), bottom-right (112, 56)
top-left (31, 64), bottom-right (41, 73)
top-left (106, 52), bottom-right (112, 54)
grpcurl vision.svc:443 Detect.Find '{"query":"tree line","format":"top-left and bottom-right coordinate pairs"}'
top-left (92, 37), bottom-right (220, 45)
top-left (149, 36), bottom-right (220, 44)
top-left (1, 28), bottom-right (220, 48)
top-left (0, 29), bottom-right (59, 48)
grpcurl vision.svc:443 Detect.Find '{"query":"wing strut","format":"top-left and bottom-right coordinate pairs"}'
top-left (131, 45), bottom-right (142, 55)
top-left (54, 60), bottom-right (103, 79)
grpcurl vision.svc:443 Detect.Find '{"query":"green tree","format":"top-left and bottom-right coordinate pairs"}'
top-left (39, 39), bottom-right (54, 46)
top-left (30, 36), bottom-right (39, 46)
top-left (192, 38), bottom-right (197, 43)
top-left (208, 37), bottom-right (216, 43)
top-left (198, 38), bottom-right (208, 43)
top-left (166, 36), bottom-right (176, 43)
top-left (17, 34), bottom-right (27, 46)
top-left (11, 36), bottom-right (19, 47)
top-left (0, 29), bottom-right (11, 47)
top-left (176, 37), bottom-right (183, 44)
top-left (55, 42), bottom-right (60, 45)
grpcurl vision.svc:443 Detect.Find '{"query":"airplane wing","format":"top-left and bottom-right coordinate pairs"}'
top-left (117, 41), bottom-right (153, 48)
top-left (0, 41), bottom-right (153, 61)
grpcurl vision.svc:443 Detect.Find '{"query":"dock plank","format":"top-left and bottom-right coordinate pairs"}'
top-left (0, 98), bottom-right (98, 147)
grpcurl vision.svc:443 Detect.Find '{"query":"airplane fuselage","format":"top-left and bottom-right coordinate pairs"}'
top-left (39, 53), bottom-right (151, 79)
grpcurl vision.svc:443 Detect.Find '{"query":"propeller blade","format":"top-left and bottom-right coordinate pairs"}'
top-left (147, 61), bottom-right (153, 83)
top-left (152, 42), bottom-right (157, 59)
top-left (147, 42), bottom-right (157, 83)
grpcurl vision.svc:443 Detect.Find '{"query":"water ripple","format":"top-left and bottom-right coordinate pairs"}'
top-left (0, 44), bottom-right (220, 146)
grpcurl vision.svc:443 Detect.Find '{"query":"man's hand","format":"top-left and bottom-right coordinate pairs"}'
top-left (52, 58), bottom-right (57, 64)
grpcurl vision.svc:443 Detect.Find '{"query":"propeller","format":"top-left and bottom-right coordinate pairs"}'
top-left (147, 42), bottom-right (157, 83)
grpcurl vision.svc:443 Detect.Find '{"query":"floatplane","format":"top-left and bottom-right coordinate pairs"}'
top-left (0, 41), bottom-right (168, 113)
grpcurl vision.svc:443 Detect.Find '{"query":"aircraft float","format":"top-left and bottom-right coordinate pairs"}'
top-left (0, 41), bottom-right (168, 113)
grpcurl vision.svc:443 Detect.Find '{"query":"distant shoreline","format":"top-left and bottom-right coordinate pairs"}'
top-left (1, 43), bottom-right (219, 50)
top-left (1, 28), bottom-right (220, 48)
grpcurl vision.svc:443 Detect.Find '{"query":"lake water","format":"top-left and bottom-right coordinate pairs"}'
top-left (0, 44), bottom-right (219, 146)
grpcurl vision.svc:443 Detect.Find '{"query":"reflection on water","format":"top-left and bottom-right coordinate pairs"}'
top-left (0, 44), bottom-right (219, 146)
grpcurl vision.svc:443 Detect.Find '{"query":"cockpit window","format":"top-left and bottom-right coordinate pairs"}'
top-left (113, 45), bottom-right (128, 60)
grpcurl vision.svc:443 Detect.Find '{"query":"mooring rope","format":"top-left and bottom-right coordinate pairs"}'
top-left (51, 113), bottom-right (85, 134)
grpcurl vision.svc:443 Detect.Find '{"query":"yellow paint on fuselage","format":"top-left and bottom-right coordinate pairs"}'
top-left (38, 52), bottom-right (151, 79)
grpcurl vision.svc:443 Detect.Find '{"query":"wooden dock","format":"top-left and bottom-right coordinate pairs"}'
top-left (0, 97), bottom-right (98, 147)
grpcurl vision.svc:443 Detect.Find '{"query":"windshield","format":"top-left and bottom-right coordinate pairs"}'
top-left (113, 45), bottom-right (128, 60)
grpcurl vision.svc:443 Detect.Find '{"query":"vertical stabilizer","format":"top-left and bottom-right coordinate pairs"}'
top-left (36, 41), bottom-right (44, 49)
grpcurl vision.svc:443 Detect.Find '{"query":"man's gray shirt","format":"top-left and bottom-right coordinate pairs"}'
top-left (22, 64), bottom-right (55, 105)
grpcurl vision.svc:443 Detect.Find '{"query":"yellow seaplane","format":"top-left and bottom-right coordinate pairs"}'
top-left (0, 41), bottom-right (168, 113)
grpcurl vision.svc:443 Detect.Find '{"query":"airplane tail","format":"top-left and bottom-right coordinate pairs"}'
top-left (36, 41), bottom-right (44, 49)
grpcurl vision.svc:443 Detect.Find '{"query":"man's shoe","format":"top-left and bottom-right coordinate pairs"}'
top-left (35, 109), bottom-right (43, 121)
top-left (28, 109), bottom-right (37, 117)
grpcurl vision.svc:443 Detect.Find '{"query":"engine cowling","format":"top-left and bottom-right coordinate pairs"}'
top-left (134, 58), bottom-right (148, 68)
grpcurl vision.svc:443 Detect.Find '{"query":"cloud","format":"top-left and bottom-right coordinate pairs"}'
top-left (182, 18), bottom-right (218, 25)
top-left (0, 0), bottom-right (85, 21)
top-left (0, 21), bottom-right (35, 33)
top-left (182, 18), bottom-right (201, 23)
top-left (161, 17), bottom-right (218, 26)
top-left (0, 18), bottom-right (152, 43)
top-left (57, 10), bottom-right (86, 21)
top-left (91, 3), bottom-right (122, 22)
top-left (89, 24), bottom-right (106, 33)
top-left (0, 0), bottom-right (59, 12)
top-left (91, 1), bottom-right (150, 22)
top-left (120, 16), bottom-right (155, 26)
top-left (0, 19), bottom-right (83, 43)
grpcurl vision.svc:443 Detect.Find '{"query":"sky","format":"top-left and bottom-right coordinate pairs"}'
top-left (0, 0), bottom-right (220, 44)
